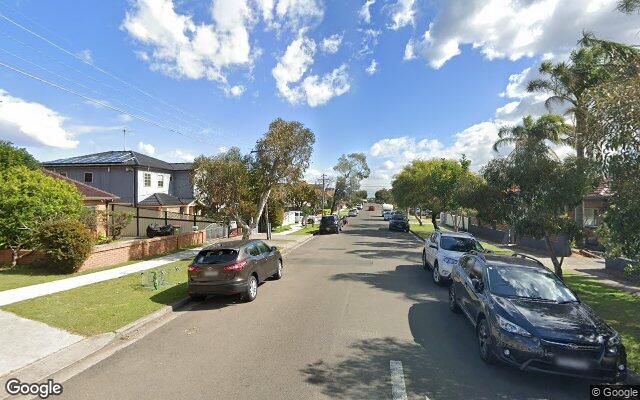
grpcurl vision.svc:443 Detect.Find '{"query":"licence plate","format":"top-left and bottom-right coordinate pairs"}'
top-left (204, 270), bottom-right (219, 278)
top-left (555, 356), bottom-right (590, 370)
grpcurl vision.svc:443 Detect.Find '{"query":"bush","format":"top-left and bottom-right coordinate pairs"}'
top-left (268, 205), bottom-right (285, 228)
top-left (34, 219), bottom-right (94, 273)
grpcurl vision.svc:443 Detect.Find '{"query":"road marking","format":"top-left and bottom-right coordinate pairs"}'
top-left (390, 360), bottom-right (408, 400)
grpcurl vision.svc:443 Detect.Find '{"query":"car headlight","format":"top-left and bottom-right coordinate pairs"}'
top-left (496, 315), bottom-right (532, 337)
top-left (607, 332), bottom-right (621, 347)
top-left (442, 256), bottom-right (458, 265)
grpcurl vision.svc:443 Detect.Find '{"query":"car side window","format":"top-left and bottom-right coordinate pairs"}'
top-left (248, 244), bottom-right (260, 257)
top-left (257, 241), bottom-right (271, 254)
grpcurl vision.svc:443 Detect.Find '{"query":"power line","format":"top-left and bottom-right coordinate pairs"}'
top-left (0, 12), bottom-right (214, 134)
top-left (0, 60), bottom-right (213, 144)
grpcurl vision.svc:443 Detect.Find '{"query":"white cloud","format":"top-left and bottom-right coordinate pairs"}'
top-left (118, 114), bottom-right (134, 123)
top-left (388, 0), bottom-right (416, 30)
top-left (405, 0), bottom-right (640, 69)
top-left (166, 149), bottom-right (196, 161)
top-left (320, 33), bottom-right (343, 54)
top-left (76, 49), bottom-right (93, 63)
top-left (359, 0), bottom-right (376, 23)
top-left (0, 90), bottom-right (78, 149)
top-left (223, 85), bottom-right (246, 97)
top-left (365, 59), bottom-right (378, 75)
top-left (122, 0), bottom-right (254, 84)
top-left (138, 141), bottom-right (156, 155)
top-left (256, 0), bottom-right (324, 31)
top-left (272, 30), bottom-right (350, 107)
top-left (357, 28), bottom-right (380, 58)
top-left (70, 124), bottom-right (125, 134)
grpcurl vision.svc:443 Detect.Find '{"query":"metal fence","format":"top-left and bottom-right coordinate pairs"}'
top-left (111, 204), bottom-right (221, 238)
top-left (204, 223), bottom-right (228, 242)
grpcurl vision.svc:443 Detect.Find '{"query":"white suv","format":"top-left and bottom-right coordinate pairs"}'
top-left (422, 231), bottom-right (486, 285)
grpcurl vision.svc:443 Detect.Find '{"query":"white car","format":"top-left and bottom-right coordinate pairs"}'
top-left (348, 208), bottom-right (358, 217)
top-left (422, 231), bottom-right (486, 285)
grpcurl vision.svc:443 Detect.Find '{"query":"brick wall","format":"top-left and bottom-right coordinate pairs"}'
top-left (1, 231), bottom-right (206, 271)
top-left (0, 250), bottom-right (44, 266)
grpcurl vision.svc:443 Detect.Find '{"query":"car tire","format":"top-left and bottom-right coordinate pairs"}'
top-left (242, 274), bottom-right (258, 302)
top-left (477, 317), bottom-right (496, 364)
top-left (422, 251), bottom-right (429, 270)
top-left (272, 259), bottom-right (283, 280)
top-left (432, 262), bottom-right (443, 286)
top-left (448, 286), bottom-right (461, 313)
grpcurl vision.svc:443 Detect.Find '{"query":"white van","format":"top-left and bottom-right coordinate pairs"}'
top-left (381, 203), bottom-right (394, 216)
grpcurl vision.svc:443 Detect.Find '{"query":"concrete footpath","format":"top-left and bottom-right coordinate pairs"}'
top-left (0, 232), bottom-right (315, 382)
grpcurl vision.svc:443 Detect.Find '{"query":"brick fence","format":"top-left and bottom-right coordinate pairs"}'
top-left (0, 231), bottom-right (207, 272)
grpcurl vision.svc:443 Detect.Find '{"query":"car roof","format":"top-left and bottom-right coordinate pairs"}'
top-left (202, 239), bottom-right (261, 251)
top-left (439, 231), bottom-right (474, 238)
top-left (481, 254), bottom-right (547, 270)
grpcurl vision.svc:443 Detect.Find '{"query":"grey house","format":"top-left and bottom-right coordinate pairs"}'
top-left (43, 151), bottom-right (197, 214)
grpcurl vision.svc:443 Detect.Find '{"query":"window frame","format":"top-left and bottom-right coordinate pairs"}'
top-left (84, 172), bottom-right (93, 183)
top-left (157, 174), bottom-right (164, 188)
top-left (143, 172), bottom-right (151, 187)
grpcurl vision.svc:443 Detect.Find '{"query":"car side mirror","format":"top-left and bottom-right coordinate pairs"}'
top-left (471, 278), bottom-right (483, 292)
top-left (270, 246), bottom-right (278, 252)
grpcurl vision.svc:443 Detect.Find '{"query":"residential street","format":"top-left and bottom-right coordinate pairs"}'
top-left (60, 210), bottom-right (592, 400)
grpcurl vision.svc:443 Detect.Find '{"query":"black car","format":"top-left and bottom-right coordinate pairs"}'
top-left (187, 240), bottom-right (283, 302)
top-left (449, 253), bottom-right (627, 383)
top-left (319, 215), bottom-right (342, 234)
top-left (388, 213), bottom-right (410, 232)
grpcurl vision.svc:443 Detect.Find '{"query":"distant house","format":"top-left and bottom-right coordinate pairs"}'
top-left (43, 169), bottom-right (119, 236)
top-left (43, 151), bottom-right (197, 214)
top-left (570, 181), bottom-right (611, 228)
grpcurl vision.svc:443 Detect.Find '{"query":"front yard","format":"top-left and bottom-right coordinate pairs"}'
top-left (291, 224), bottom-right (319, 235)
top-left (2, 259), bottom-right (192, 336)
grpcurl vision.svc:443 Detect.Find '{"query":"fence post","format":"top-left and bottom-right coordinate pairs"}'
top-left (164, 211), bottom-right (168, 226)
top-left (136, 207), bottom-right (140, 237)
top-left (193, 213), bottom-right (197, 229)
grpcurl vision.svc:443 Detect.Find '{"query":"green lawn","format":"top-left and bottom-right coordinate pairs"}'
top-left (0, 246), bottom-right (201, 292)
top-left (291, 224), bottom-right (319, 235)
top-left (2, 259), bottom-right (192, 336)
top-left (272, 224), bottom-right (292, 233)
top-left (564, 273), bottom-right (640, 373)
top-left (409, 221), bottom-right (510, 255)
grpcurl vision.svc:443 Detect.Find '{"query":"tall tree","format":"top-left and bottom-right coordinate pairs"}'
top-left (0, 141), bottom-right (40, 171)
top-left (330, 153), bottom-right (370, 211)
top-left (618, 0), bottom-right (640, 13)
top-left (374, 188), bottom-right (394, 204)
top-left (285, 180), bottom-right (317, 210)
top-left (193, 119), bottom-right (315, 239)
top-left (493, 115), bottom-right (572, 157)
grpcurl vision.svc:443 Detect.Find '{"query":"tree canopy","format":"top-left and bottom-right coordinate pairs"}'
top-left (0, 141), bottom-right (40, 171)
top-left (331, 153), bottom-right (370, 211)
top-left (374, 188), bottom-right (394, 204)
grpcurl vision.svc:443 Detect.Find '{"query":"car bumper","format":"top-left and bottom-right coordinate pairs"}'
top-left (188, 281), bottom-right (248, 295)
top-left (492, 330), bottom-right (627, 382)
top-left (389, 224), bottom-right (409, 231)
top-left (319, 227), bottom-right (339, 234)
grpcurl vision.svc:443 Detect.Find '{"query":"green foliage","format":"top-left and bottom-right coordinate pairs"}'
top-left (0, 141), bottom-right (39, 171)
top-left (374, 188), bottom-right (394, 204)
top-left (34, 219), bottom-right (94, 274)
top-left (107, 211), bottom-right (133, 240)
top-left (268, 204), bottom-right (285, 228)
top-left (285, 180), bottom-right (318, 210)
top-left (493, 115), bottom-right (573, 156)
top-left (0, 166), bottom-right (85, 265)
top-left (618, 0), bottom-right (640, 13)
top-left (331, 153), bottom-right (370, 211)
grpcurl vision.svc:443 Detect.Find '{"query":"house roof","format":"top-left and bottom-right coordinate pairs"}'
top-left (586, 181), bottom-right (612, 199)
top-left (43, 170), bottom-right (119, 201)
top-left (42, 151), bottom-right (191, 171)
top-left (139, 192), bottom-right (195, 207)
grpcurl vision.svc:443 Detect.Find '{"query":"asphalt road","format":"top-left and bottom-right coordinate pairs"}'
top-left (60, 209), bottom-right (594, 400)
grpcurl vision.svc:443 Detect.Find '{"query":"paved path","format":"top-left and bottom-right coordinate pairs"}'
top-left (58, 209), bottom-right (594, 400)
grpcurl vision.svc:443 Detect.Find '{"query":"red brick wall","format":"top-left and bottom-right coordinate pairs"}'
top-left (1, 231), bottom-right (206, 271)
top-left (0, 250), bottom-right (44, 265)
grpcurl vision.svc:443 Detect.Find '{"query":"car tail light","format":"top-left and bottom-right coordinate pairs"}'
top-left (224, 260), bottom-right (247, 272)
top-left (187, 264), bottom-right (201, 273)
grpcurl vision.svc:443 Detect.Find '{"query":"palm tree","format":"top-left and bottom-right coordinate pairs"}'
top-left (493, 115), bottom-right (572, 158)
top-left (618, 0), bottom-right (640, 13)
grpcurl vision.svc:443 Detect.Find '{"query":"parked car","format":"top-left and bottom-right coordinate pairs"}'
top-left (348, 208), bottom-right (358, 217)
top-left (449, 253), bottom-right (627, 383)
top-left (356, 204), bottom-right (363, 210)
top-left (383, 210), bottom-right (394, 221)
top-left (187, 240), bottom-right (283, 302)
top-left (306, 215), bottom-right (318, 225)
top-left (368, 205), bottom-right (375, 211)
top-left (422, 231), bottom-right (485, 285)
top-left (381, 203), bottom-right (394, 216)
top-left (389, 213), bottom-right (410, 232)
top-left (319, 215), bottom-right (342, 234)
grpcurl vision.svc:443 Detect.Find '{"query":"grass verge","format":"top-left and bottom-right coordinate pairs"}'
top-left (272, 224), bottom-right (292, 233)
top-left (409, 221), bottom-right (510, 255)
top-left (563, 273), bottom-right (640, 373)
top-left (291, 224), bottom-right (320, 236)
top-left (1, 259), bottom-right (192, 336)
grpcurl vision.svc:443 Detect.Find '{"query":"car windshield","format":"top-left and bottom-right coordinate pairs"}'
top-left (390, 214), bottom-right (406, 220)
top-left (487, 266), bottom-right (577, 303)
top-left (439, 236), bottom-right (483, 252)
top-left (195, 249), bottom-right (238, 264)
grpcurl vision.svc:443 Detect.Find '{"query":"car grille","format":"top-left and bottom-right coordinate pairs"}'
top-left (540, 339), bottom-right (602, 359)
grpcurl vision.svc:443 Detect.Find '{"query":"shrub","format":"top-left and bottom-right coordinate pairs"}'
top-left (34, 219), bottom-right (94, 273)
top-left (107, 211), bottom-right (133, 240)
top-left (268, 205), bottom-right (285, 228)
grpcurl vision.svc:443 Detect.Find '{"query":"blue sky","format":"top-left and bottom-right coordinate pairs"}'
top-left (0, 0), bottom-right (638, 193)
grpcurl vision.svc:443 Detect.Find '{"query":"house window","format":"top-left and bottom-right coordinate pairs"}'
top-left (143, 173), bottom-right (151, 187)
top-left (158, 175), bottom-right (164, 188)
top-left (84, 172), bottom-right (93, 183)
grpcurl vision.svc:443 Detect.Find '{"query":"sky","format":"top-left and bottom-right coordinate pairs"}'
top-left (0, 0), bottom-right (638, 194)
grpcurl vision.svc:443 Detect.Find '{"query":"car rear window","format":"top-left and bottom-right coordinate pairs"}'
top-left (321, 216), bottom-right (336, 222)
top-left (195, 249), bottom-right (238, 264)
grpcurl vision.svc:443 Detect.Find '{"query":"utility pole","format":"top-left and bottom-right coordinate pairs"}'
top-left (122, 128), bottom-right (133, 150)
top-left (321, 173), bottom-right (326, 212)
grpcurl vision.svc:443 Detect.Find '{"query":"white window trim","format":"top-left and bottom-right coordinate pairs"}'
top-left (157, 174), bottom-right (164, 188)
top-left (143, 172), bottom-right (151, 187)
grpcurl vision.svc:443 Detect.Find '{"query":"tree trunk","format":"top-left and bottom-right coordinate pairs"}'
top-left (431, 212), bottom-right (439, 231)
top-left (10, 248), bottom-right (19, 268)
top-left (415, 211), bottom-right (423, 226)
top-left (574, 109), bottom-right (587, 230)
top-left (248, 188), bottom-right (272, 237)
top-left (544, 233), bottom-right (564, 279)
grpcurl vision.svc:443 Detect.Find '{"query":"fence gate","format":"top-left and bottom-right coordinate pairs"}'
top-left (204, 223), bottom-right (227, 242)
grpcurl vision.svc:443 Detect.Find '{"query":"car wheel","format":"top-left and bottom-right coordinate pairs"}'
top-left (422, 251), bottom-right (429, 270)
top-left (272, 260), bottom-right (283, 280)
top-left (477, 317), bottom-right (496, 363)
top-left (242, 275), bottom-right (258, 302)
top-left (432, 262), bottom-right (442, 286)
top-left (448, 286), bottom-right (461, 313)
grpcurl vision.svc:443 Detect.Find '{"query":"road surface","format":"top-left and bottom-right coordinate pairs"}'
top-left (60, 209), bottom-right (592, 399)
